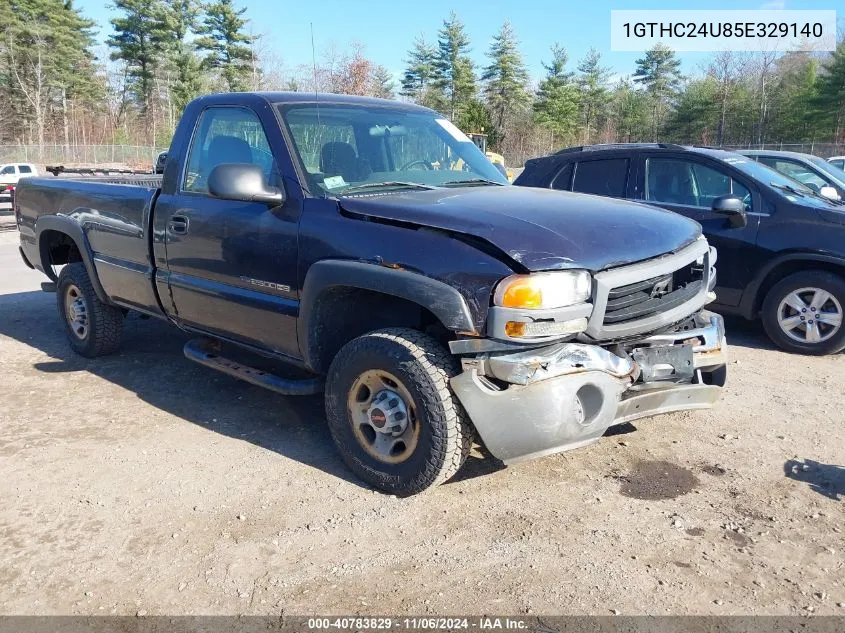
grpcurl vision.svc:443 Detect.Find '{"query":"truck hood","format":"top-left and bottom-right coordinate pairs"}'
top-left (339, 186), bottom-right (702, 272)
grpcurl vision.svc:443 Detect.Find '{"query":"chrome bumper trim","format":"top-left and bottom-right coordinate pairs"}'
top-left (450, 309), bottom-right (727, 464)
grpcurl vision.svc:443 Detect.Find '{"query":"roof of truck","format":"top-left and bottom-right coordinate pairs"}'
top-left (199, 91), bottom-right (435, 113)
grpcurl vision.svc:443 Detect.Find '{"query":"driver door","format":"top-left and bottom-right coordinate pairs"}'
top-left (635, 153), bottom-right (761, 307)
top-left (155, 105), bottom-right (301, 357)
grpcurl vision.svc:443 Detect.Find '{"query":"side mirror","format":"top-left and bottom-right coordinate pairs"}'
top-left (711, 195), bottom-right (747, 228)
top-left (819, 185), bottom-right (841, 200)
top-left (208, 163), bottom-right (285, 206)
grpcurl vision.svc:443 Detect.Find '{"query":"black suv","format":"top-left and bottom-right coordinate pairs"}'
top-left (516, 144), bottom-right (845, 355)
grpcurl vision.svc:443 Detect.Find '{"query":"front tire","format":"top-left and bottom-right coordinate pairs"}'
top-left (57, 263), bottom-right (124, 358)
top-left (761, 271), bottom-right (845, 355)
top-left (325, 328), bottom-right (473, 496)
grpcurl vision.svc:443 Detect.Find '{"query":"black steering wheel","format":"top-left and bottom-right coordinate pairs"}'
top-left (400, 160), bottom-right (432, 171)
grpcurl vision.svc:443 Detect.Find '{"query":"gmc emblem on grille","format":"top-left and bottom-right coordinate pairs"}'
top-left (650, 279), bottom-right (672, 299)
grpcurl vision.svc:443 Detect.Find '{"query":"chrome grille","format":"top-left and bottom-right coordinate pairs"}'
top-left (603, 268), bottom-right (704, 326)
top-left (585, 238), bottom-right (712, 341)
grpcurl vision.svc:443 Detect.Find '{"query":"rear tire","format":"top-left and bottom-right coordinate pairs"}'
top-left (761, 271), bottom-right (845, 355)
top-left (57, 263), bottom-right (124, 357)
top-left (324, 328), bottom-right (473, 496)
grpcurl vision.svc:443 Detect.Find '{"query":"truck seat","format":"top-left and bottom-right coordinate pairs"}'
top-left (207, 135), bottom-right (253, 169)
top-left (321, 142), bottom-right (369, 182)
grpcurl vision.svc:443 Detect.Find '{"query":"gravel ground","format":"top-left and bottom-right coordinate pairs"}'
top-left (0, 222), bottom-right (843, 616)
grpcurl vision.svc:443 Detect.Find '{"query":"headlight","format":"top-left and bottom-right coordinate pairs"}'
top-left (494, 270), bottom-right (592, 309)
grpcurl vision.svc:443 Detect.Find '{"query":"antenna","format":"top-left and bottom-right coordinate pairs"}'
top-left (310, 22), bottom-right (321, 126)
top-left (309, 22), bottom-right (324, 197)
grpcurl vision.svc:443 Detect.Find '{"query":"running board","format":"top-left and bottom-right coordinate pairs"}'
top-left (183, 338), bottom-right (324, 396)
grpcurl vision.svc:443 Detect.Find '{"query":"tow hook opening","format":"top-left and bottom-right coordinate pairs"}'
top-left (575, 383), bottom-right (603, 426)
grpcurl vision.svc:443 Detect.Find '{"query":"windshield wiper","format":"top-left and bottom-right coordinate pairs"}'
top-left (770, 181), bottom-right (843, 205)
top-left (441, 178), bottom-right (505, 187)
top-left (770, 181), bottom-right (809, 198)
top-left (337, 181), bottom-right (437, 195)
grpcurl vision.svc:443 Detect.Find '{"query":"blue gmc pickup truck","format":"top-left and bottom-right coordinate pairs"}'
top-left (15, 92), bottom-right (727, 495)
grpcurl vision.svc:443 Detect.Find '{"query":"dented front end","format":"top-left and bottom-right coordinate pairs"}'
top-left (450, 310), bottom-right (727, 464)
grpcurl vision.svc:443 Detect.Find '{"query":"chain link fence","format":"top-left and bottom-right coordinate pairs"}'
top-left (0, 145), bottom-right (168, 168)
top-left (2, 142), bottom-right (843, 173)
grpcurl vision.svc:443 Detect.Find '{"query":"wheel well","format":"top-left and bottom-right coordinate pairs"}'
top-left (307, 287), bottom-right (450, 374)
top-left (754, 260), bottom-right (845, 314)
top-left (40, 230), bottom-right (82, 269)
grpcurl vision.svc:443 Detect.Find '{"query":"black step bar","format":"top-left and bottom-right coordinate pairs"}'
top-left (183, 338), bottom-right (324, 396)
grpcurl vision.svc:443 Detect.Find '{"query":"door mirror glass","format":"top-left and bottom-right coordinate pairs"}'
top-left (208, 163), bottom-right (285, 206)
top-left (711, 195), bottom-right (747, 228)
top-left (819, 185), bottom-right (841, 200)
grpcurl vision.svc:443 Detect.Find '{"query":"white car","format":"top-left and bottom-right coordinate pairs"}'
top-left (0, 163), bottom-right (38, 200)
top-left (829, 156), bottom-right (845, 171)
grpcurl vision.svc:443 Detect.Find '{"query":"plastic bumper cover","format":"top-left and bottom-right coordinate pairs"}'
top-left (450, 311), bottom-right (727, 464)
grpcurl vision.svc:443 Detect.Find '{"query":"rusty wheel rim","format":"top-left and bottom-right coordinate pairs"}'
top-left (347, 369), bottom-right (420, 464)
top-left (64, 283), bottom-right (89, 340)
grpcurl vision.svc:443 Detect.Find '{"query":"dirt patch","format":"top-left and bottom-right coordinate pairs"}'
top-left (685, 527), bottom-right (706, 537)
top-left (701, 464), bottom-right (728, 476)
top-left (724, 529), bottom-right (751, 548)
top-left (617, 460), bottom-right (701, 500)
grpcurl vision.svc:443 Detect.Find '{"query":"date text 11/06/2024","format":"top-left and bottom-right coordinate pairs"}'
top-left (307, 617), bottom-right (529, 630)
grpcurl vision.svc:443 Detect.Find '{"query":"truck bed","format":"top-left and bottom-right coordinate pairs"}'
top-left (16, 175), bottom-right (165, 316)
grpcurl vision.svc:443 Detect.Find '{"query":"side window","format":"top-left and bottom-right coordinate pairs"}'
top-left (18, 165), bottom-right (32, 174)
top-left (646, 158), bottom-right (696, 206)
top-left (776, 160), bottom-right (827, 191)
top-left (183, 107), bottom-right (277, 194)
top-left (647, 158), bottom-right (751, 209)
top-left (1, 166), bottom-right (15, 175)
top-left (551, 163), bottom-right (573, 190)
top-left (572, 158), bottom-right (628, 197)
top-left (689, 163), bottom-right (731, 207)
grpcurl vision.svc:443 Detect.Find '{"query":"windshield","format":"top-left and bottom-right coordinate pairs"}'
top-left (278, 104), bottom-right (508, 196)
top-left (723, 154), bottom-right (818, 196)
top-left (806, 154), bottom-right (845, 188)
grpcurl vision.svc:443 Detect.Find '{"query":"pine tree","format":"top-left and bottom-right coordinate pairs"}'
top-left (108, 0), bottom-right (169, 119)
top-left (481, 21), bottom-right (529, 133)
top-left (633, 43), bottom-right (682, 141)
top-left (533, 44), bottom-right (580, 142)
top-left (401, 35), bottom-right (437, 100)
top-left (4, 0), bottom-right (101, 151)
top-left (161, 0), bottom-right (203, 114)
top-left (195, 0), bottom-right (255, 92)
top-left (664, 77), bottom-right (718, 143)
top-left (576, 48), bottom-right (610, 144)
top-left (457, 98), bottom-right (495, 144)
top-left (770, 53), bottom-right (820, 142)
top-left (434, 12), bottom-right (476, 121)
top-left (370, 65), bottom-right (395, 99)
top-left (612, 79), bottom-right (650, 143)
top-left (814, 42), bottom-right (845, 143)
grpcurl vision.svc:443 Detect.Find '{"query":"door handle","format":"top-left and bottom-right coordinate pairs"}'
top-left (168, 215), bottom-right (189, 235)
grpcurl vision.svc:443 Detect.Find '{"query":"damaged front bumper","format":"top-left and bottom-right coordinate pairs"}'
top-left (450, 310), bottom-right (727, 464)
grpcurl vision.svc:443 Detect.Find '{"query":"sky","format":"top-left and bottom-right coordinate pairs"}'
top-left (77, 0), bottom-right (841, 86)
